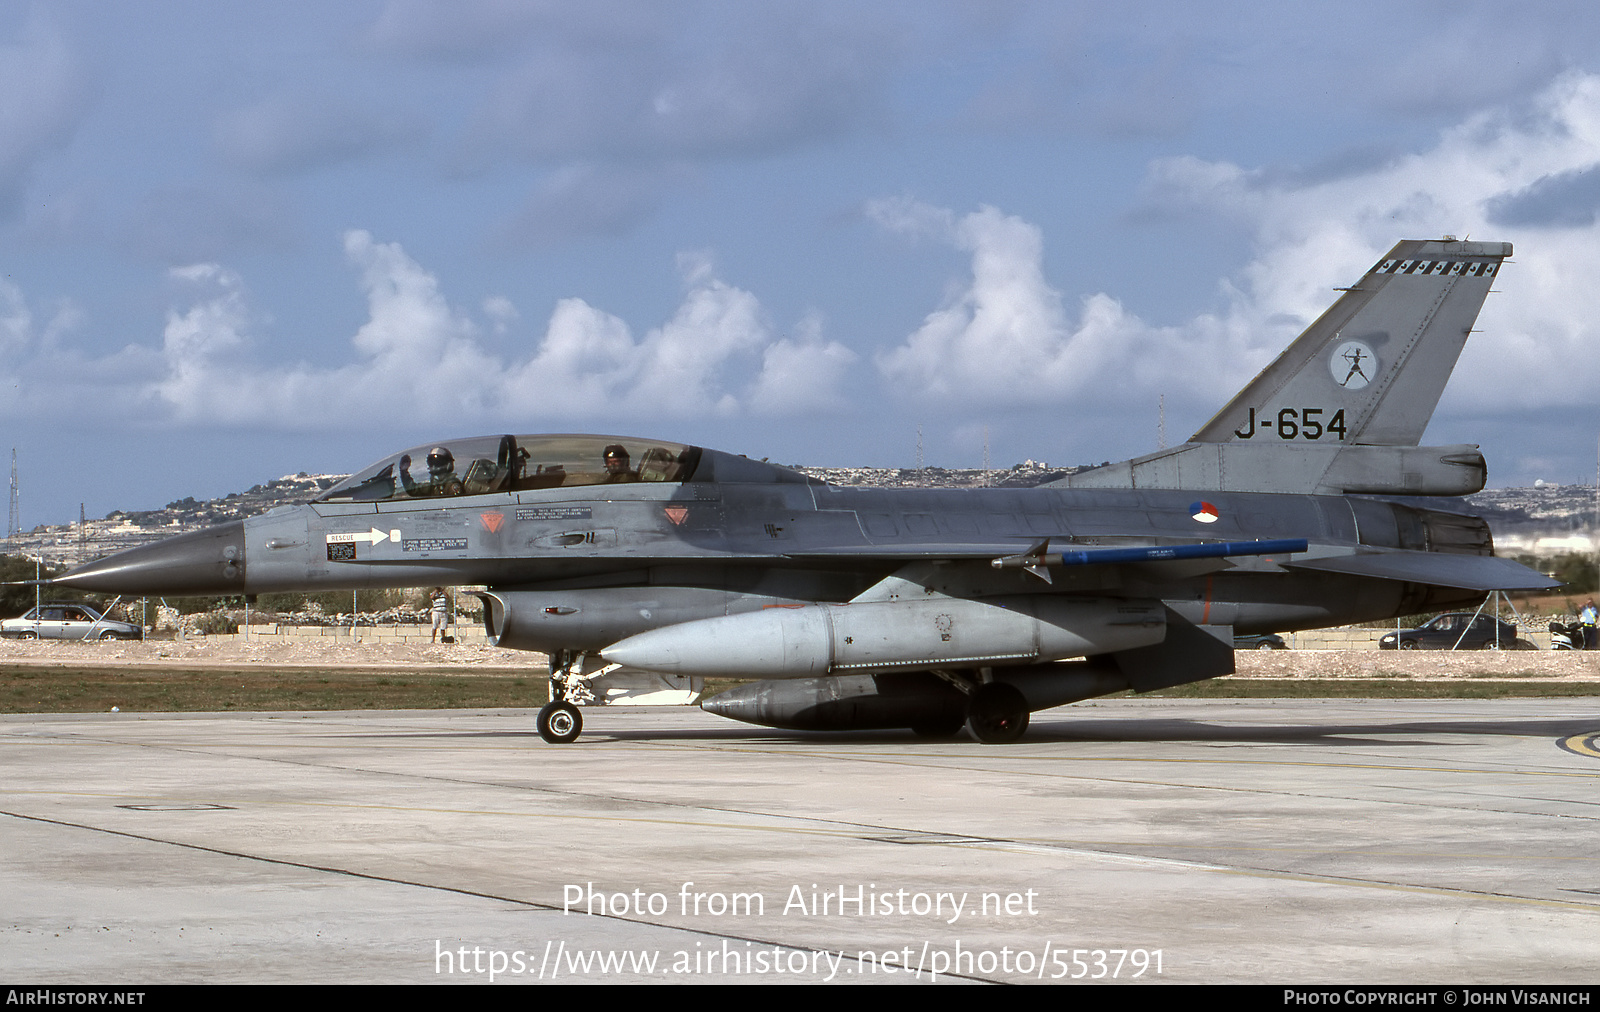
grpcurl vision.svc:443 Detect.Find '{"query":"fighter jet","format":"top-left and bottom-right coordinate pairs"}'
top-left (56, 238), bottom-right (1556, 744)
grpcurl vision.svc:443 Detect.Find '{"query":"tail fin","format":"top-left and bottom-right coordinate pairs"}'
top-left (1055, 238), bottom-right (1509, 496)
top-left (1193, 238), bottom-right (1510, 446)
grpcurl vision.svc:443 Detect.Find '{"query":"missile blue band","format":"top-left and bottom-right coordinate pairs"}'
top-left (1053, 538), bottom-right (1308, 567)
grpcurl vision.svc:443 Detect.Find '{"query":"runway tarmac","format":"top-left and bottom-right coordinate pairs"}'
top-left (3, 697), bottom-right (1599, 984)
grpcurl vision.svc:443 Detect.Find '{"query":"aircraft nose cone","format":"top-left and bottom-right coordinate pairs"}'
top-left (55, 521), bottom-right (247, 595)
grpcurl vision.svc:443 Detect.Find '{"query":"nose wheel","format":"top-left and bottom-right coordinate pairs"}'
top-left (537, 700), bottom-right (582, 743)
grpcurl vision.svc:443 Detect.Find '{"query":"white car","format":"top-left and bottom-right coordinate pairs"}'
top-left (1, 603), bottom-right (144, 640)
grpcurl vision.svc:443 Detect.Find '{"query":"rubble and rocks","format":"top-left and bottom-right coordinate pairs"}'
top-left (789, 460), bottom-right (1079, 489)
top-left (1, 637), bottom-right (1596, 682)
top-left (0, 637), bottom-right (525, 671)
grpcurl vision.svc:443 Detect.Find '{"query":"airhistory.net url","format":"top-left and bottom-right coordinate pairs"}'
top-left (434, 939), bottom-right (1164, 981)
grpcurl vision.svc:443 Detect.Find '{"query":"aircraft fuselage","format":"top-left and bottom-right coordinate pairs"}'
top-left (63, 468), bottom-right (1494, 649)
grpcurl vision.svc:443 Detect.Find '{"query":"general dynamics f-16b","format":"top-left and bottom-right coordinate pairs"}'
top-left (58, 239), bottom-right (1557, 743)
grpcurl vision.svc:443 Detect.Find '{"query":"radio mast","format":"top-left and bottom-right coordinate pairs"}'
top-left (6, 448), bottom-right (17, 547)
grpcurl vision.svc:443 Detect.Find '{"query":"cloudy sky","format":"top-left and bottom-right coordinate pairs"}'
top-left (7, 1), bottom-right (1600, 524)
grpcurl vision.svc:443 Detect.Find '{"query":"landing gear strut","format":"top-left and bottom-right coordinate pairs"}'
top-left (539, 650), bottom-right (589, 744)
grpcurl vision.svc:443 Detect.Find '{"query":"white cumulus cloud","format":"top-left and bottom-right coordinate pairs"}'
top-left (135, 230), bottom-right (850, 429)
top-left (748, 312), bottom-right (857, 415)
top-left (870, 198), bottom-right (1239, 414)
top-left (872, 71), bottom-right (1600, 448)
top-left (1143, 70), bottom-right (1600, 419)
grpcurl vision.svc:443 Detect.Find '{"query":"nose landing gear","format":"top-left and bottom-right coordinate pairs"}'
top-left (537, 700), bottom-right (582, 744)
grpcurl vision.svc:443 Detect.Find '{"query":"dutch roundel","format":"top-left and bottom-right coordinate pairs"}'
top-left (1190, 501), bottom-right (1220, 524)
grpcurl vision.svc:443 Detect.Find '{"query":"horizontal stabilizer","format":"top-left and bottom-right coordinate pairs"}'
top-left (1286, 551), bottom-right (1558, 592)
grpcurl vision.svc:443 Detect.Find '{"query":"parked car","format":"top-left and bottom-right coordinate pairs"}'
top-left (1378, 613), bottom-right (1522, 650)
top-left (1233, 633), bottom-right (1288, 650)
top-left (1, 603), bottom-right (144, 640)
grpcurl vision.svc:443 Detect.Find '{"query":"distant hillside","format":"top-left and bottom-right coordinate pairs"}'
top-left (7, 472), bottom-right (340, 567)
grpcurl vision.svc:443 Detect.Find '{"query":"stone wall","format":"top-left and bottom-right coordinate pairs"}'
top-left (1284, 626), bottom-right (1553, 650)
top-left (186, 622), bottom-right (489, 645)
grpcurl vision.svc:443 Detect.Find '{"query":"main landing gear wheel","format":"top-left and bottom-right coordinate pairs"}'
top-left (965, 682), bottom-right (1030, 745)
top-left (537, 701), bottom-right (582, 744)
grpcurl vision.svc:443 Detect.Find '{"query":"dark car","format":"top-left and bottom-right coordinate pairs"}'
top-left (1, 603), bottom-right (144, 641)
top-left (1378, 613), bottom-right (1520, 650)
top-left (1233, 633), bottom-right (1288, 651)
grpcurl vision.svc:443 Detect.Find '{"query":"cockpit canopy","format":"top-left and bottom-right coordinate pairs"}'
top-left (317, 434), bottom-right (703, 503)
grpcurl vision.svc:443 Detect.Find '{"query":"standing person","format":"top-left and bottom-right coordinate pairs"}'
top-left (430, 587), bottom-right (450, 644)
top-left (1582, 598), bottom-right (1598, 650)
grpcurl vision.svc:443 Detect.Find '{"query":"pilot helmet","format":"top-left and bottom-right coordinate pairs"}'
top-left (426, 447), bottom-right (454, 474)
top-left (603, 444), bottom-right (629, 465)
